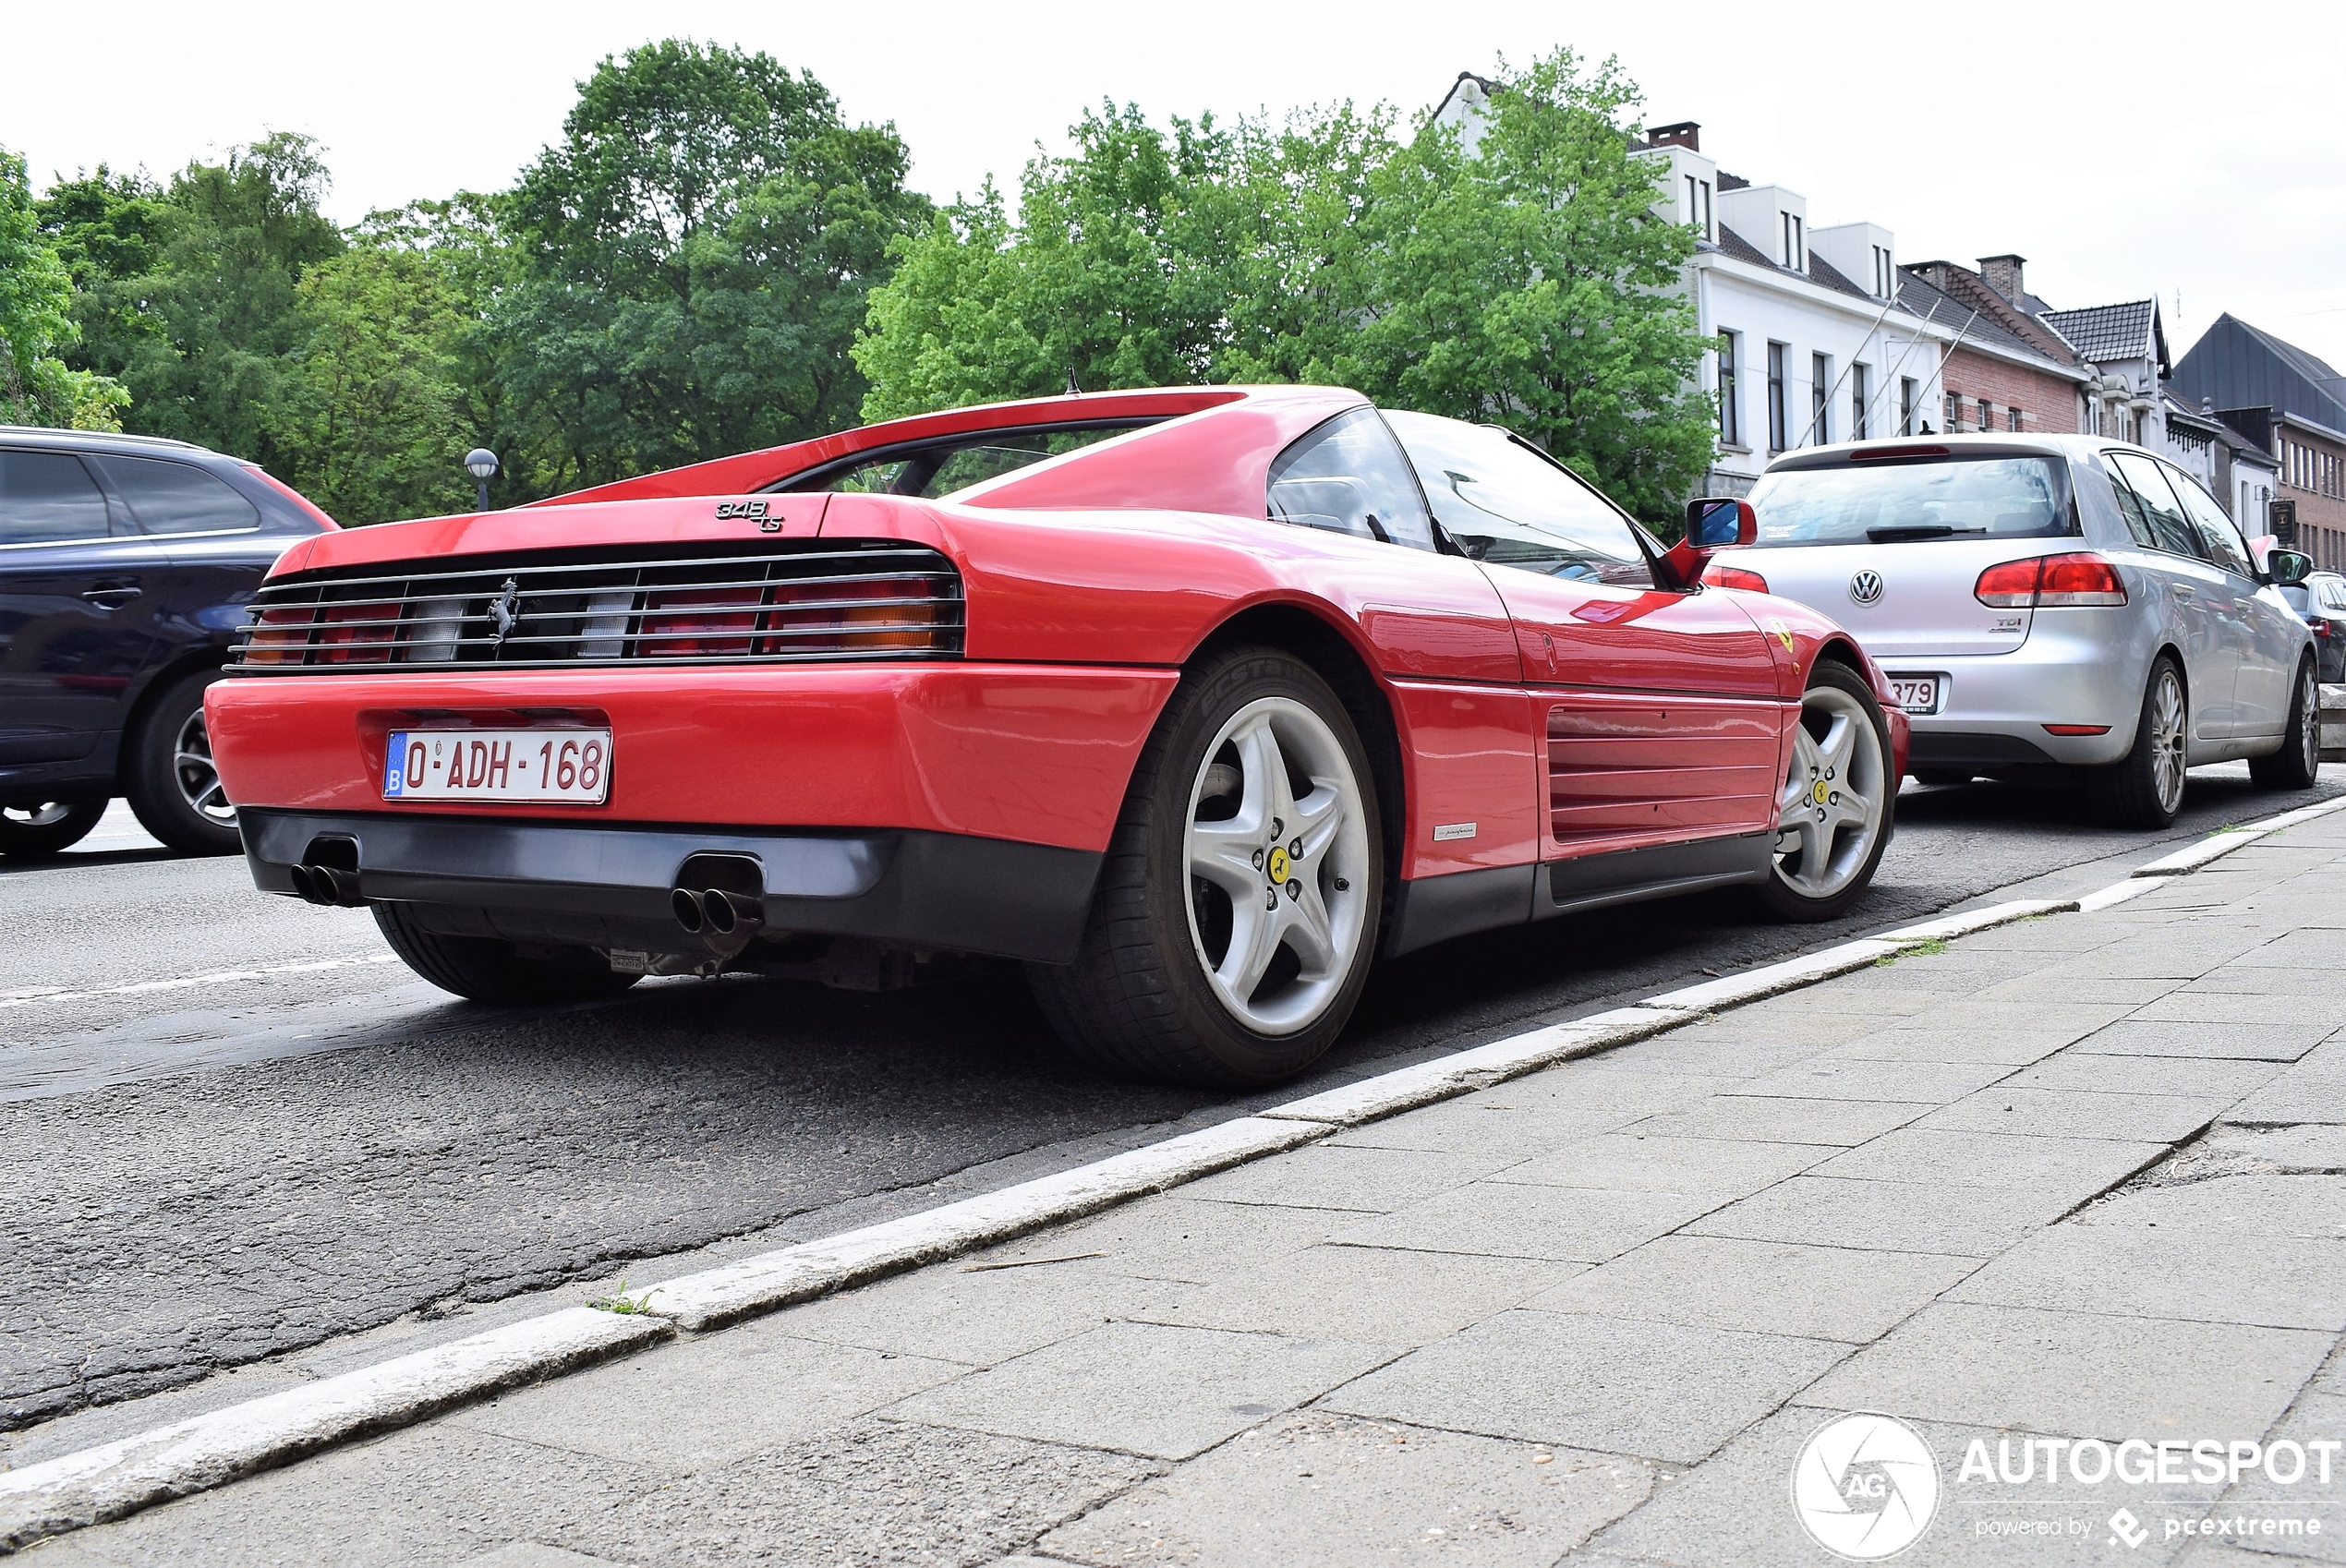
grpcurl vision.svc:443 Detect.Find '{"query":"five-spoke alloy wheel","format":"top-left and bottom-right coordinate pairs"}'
top-left (1760, 661), bottom-right (1895, 921)
top-left (1029, 647), bottom-right (1384, 1086)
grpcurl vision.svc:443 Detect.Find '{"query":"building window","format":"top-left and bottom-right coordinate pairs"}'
top-left (1871, 245), bottom-right (1893, 298)
top-left (1900, 378), bottom-right (1917, 437)
top-left (1767, 343), bottom-right (1787, 452)
top-left (1810, 353), bottom-right (1830, 445)
top-left (1945, 392), bottom-right (1959, 432)
top-left (2010, 406), bottom-right (2023, 434)
top-left (1684, 175), bottom-right (1712, 240)
top-left (1781, 211), bottom-right (1804, 269)
top-left (1851, 364), bottom-right (1870, 440)
top-left (1716, 332), bottom-right (1740, 447)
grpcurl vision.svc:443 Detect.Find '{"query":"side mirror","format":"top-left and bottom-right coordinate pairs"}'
top-left (1664, 497), bottom-right (1760, 590)
top-left (2267, 548), bottom-right (2315, 586)
top-left (1686, 497), bottom-right (1760, 549)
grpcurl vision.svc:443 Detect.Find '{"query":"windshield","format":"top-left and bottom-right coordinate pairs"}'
top-left (1384, 410), bottom-right (1653, 586)
top-left (1744, 455), bottom-right (2073, 549)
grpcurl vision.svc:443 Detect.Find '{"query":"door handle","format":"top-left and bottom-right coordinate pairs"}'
top-left (2171, 585), bottom-right (2195, 600)
top-left (81, 585), bottom-right (140, 609)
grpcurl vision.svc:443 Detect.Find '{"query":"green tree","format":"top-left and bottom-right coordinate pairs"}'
top-left (1354, 51), bottom-right (1714, 522)
top-left (39, 134), bottom-right (343, 468)
top-left (0, 146), bottom-right (128, 428)
top-left (493, 41), bottom-right (932, 490)
top-left (854, 49), bottom-right (1716, 522)
top-left (276, 237), bottom-right (473, 523)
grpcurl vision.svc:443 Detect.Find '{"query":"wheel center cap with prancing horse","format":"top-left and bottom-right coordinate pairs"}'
top-left (1812, 779), bottom-right (1831, 806)
top-left (1266, 845), bottom-right (1292, 882)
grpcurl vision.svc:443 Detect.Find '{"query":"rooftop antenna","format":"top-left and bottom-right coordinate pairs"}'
top-left (1065, 367), bottom-right (1081, 395)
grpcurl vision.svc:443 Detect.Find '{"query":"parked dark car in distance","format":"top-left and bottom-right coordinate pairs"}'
top-left (2280, 570), bottom-right (2346, 683)
top-left (0, 428), bottom-right (334, 858)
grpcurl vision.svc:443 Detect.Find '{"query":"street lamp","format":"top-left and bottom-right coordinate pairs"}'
top-left (464, 449), bottom-right (500, 512)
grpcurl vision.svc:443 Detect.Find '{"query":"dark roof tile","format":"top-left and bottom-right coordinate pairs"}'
top-left (2042, 300), bottom-right (2156, 363)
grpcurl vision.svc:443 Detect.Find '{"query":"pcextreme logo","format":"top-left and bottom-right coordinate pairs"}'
top-left (1793, 1412), bottom-right (1941, 1560)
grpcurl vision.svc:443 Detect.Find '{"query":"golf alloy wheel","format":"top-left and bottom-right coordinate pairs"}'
top-left (1181, 695), bottom-right (1374, 1037)
top-left (2146, 664), bottom-right (2188, 817)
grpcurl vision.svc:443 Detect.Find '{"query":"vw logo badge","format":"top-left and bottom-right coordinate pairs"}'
top-left (1848, 570), bottom-right (1884, 606)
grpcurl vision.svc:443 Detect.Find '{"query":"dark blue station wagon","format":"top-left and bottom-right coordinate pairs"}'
top-left (0, 428), bottom-right (334, 858)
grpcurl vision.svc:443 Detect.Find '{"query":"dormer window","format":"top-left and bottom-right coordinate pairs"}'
top-left (1782, 211), bottom-right (1804, 269)
top-left (1871, 245), bottom-right (1893, 298)
top-left (1684, 175), bottom-right (1712, 240)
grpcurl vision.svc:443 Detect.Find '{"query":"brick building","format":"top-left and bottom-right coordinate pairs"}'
top-left (2173, 314), bottom-right (2346, 565)
top-left (1897, 256), bottom-right (2086, 434)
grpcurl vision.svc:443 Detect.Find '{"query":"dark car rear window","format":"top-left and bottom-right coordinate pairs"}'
top-left (87, 454), bottom-right (260, 535)
top-left (1744, 455), bottom-right (2073, 549)
top-left (0, 450), bottom-right (112, 545)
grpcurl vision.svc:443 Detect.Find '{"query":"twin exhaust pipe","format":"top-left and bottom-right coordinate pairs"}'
top-left (288, 847), bottom-right (364, 908)
top-left (671, 886), bottom-right (765, 936)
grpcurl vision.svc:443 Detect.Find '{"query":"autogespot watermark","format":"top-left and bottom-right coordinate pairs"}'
top-left (1792, 1413), bottom-right (2340, 1560)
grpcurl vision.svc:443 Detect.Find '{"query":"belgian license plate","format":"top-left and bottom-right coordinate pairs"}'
top-left (383, 729), bottom-right (612, 803)
top-left (1887, 676), bottom-right (1945, 716)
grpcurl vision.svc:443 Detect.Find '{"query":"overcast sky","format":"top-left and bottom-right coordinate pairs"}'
top-left (10, 0), bottom-right (2344, 374)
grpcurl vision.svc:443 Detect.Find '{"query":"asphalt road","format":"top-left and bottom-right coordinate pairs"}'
top-left (2, 768), bottom-right (2334, 1432)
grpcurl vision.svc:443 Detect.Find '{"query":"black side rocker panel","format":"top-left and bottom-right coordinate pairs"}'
top-left (1384, 831), bottom-right (1774, 958)
top-left (240, 809), bottom-right (1103, 965)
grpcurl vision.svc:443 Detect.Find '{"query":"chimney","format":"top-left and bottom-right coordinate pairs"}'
top-left (1907, 260), bottom-right (1955, 292)
top-left (1646, 121), bottom-right (1700, 152)
top-left (1977, 254), bottom-right (2026, 302)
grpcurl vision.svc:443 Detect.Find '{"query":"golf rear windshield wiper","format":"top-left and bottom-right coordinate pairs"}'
top-left (1866, 524), bottom-right (1987, 541)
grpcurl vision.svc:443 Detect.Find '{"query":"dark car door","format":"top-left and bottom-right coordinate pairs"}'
top-left (81, 452), bottom-right (284, 675)
top-left (0, 448), bottom-right (180, 767)
top-left (1384, 413), bottom-right (1783, 860)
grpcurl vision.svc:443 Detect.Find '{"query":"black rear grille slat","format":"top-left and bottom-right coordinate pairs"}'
top-left (231, 541), bottom-right (965, 674)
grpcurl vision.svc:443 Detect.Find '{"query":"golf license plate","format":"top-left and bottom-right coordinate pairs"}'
top-left (383, 729), bottom-right (612, 803)
top-left (1886, 676), bottom-right (1946, 716)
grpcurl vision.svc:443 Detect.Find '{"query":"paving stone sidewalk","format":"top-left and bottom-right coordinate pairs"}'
top-left (29, 821), bottom-right (2346, 1568)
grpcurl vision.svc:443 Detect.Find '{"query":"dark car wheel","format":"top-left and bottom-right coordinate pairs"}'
top-left (373, 902), bottom-right (642, 1006)
top-left (125, 668), bottom-right (244, 856)
top-left (1757, 661), bottom-right (1895, 922)
top-left (0, 800), bottom-right (109, 861)
top-left (1026, 646), bottom-right (1384, 1087)
top-left (2088, 656), bottom-right (2188, 829)
top-left (2249, 657), bottom-right (2320, 792)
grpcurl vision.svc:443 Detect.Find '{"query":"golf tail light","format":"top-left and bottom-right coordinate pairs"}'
top-left (1703, 562), bottom-right (1770, 593)
top-left (1974, 553), bottom-right (2126, 609)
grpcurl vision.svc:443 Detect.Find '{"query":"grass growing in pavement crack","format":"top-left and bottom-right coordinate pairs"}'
top-left (1875, 938), bottom-right (1949, 966)
top-left (586, 1279), bottom-right (660, 1315)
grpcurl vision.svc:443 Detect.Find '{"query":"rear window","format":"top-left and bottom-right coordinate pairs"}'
top-left (1744, 456), bottom-right (2072, 549)
top-left (783, 423), bottom-right (1149, 498)
top-left (87, 454), bottom-right (260, 535)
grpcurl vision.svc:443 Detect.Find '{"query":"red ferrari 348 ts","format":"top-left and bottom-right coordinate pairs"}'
top-left (209, 386), bottom-right (1906, 1085)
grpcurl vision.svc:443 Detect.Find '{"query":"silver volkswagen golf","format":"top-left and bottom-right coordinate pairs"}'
top-left (1706, 435), bottom-right (2318, 827)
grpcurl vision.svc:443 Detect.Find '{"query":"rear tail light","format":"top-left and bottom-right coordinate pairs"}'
top-left (1703, 563), bottom-right (1770, 593)
top-left (642, 576), bottom-right (952, 658)
top-left (314, 601), bottom-right (400, 664)
top-left (242, 606), bottom-right (314, 666)
top-left (2314, 619), bottom-right (2332, 638)
top-left (1974, 553), bottom-right (2126, 609)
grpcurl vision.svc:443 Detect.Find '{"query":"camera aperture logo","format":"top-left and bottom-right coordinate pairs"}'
top-left (1794, 1412), bottom-right (1942, 1560)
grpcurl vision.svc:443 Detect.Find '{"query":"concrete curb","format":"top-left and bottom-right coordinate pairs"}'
top-left (3, 795), bottom-right (2335, 1551)
top-left (0, 1309), bottom-right (667, 1551)
top-left (649, 1115), bottom-right (1328, 1333)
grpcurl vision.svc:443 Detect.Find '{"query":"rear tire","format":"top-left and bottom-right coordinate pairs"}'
top-left (125, 668), bottom-right (244, 856)
top-left (2088, 657), bottom-right (2188, 828)
top-left (0, 800), bottom-right (109, 861)
top-left (1025, 646), bottom-right (1383, 1087)
top-left (373, 902), bottom-right (641, 1006)
top-left (2249, 657), bottom-right (2320, 791)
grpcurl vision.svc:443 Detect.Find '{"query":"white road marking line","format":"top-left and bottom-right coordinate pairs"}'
top-left (6, 792), bottom-right (2339, 1548)
top-left (0, 955), bottom-right (401, 1010)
